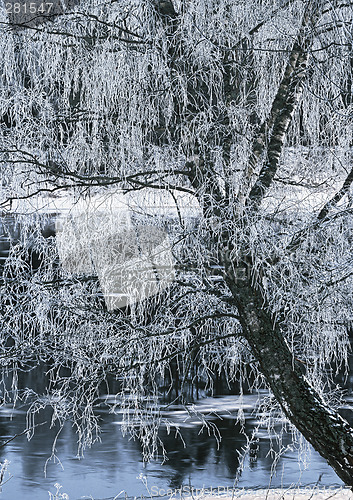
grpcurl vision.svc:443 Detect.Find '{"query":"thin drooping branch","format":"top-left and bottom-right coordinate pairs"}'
top-left (152, 0), bottom-right (228, 213)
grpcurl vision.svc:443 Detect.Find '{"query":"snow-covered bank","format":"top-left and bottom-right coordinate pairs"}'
top-left (181, 489), bottom-right (353, 500)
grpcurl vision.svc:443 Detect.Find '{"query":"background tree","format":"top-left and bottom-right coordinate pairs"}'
top-left (0, 0), bottom-right (353, 487)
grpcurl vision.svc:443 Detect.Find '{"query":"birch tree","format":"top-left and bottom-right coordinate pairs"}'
top-left (1, 0), bottom-right (353, 487)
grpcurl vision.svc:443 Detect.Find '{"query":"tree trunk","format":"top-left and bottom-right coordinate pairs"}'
top-left (226, 265), bottom-right (353, 488)
top-left (153, 0), bottom-right (353, 486)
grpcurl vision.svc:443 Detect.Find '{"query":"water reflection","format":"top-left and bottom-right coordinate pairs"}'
top-left (0, 393), bottom-right (351, 500)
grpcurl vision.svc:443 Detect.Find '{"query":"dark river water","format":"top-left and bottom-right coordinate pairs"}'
top-left (0, 392), bottom-right (352, 500)
top-left (0, 221), bottom-right (352, 499)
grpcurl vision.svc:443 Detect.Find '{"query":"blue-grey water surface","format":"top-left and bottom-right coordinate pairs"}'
top-left (0, 392), bottom-right (351, 500)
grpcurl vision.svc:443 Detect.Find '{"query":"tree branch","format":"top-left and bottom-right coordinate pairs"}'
top-left (243, 0), bottom-right (324, 213)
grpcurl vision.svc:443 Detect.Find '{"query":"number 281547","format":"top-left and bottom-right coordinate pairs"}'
top-left (6, 3), bottom-right (53, 14)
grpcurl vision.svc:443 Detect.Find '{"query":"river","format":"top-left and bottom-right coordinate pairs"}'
top-left (0, 392), bottom-right (351, 500)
